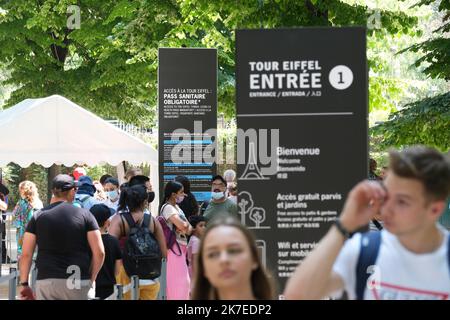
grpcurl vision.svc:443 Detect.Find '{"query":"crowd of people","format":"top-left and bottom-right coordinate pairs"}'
top-left (0, 145), bottom-right (449, 300)
top-left (0, 165), bottom-right (240, 300)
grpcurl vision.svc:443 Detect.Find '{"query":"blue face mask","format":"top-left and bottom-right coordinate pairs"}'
top-left (107, 190), bottom-right (119, 201)
top-left (211, 191), bottom-right (225, 200)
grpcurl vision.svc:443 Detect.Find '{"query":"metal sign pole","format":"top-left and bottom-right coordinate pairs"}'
top-left (9, 267), bottom-right (17, 300)
top-left (130, 275), bottom-right (139, 300)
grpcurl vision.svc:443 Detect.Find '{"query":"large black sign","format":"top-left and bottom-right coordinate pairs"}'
top-left (158, 48), bottom-right (217, 205)
top-left (236, 28), bottom-right (367, 294)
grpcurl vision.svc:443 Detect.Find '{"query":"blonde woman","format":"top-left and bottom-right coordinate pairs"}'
top-left (13, 181), bottom-right (43, 258)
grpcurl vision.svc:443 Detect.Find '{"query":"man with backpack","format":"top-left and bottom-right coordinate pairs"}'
top-left (73, 175), bottom-right (101, 210)
top-left (284, 146), bottom-right (450, 300)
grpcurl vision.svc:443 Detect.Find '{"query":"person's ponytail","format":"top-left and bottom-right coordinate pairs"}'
top-left (118, 187), bottom-right (128, 211)
top-left (158, 194), bottom-right (169, 215)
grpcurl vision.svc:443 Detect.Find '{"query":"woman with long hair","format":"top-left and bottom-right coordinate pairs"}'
top-left (174, 175), bottom-right (199, 219)
top-left (159, 180), bottom-right (193, 300)
top-left (191, 216), bottom-right (275, 300)
top-left (13, 181), bottom-right (43, 259)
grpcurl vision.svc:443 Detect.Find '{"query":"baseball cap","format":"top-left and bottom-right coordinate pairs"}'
top-left (211, 175), bottom-right (227, 185)
top-left (52, 174), bottom-right (81, 191)
top-left (78, 175), bottom-right (95, 186)
top-left (90, 204), bottom-right (115, 225)
top-left (73, 167), bottom-right (87, 181)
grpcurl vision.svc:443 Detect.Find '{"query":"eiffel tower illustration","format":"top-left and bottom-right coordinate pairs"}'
top-left (240, 142), bottom-right (269, 180)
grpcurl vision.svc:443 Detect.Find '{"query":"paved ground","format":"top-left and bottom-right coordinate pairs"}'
top-left (0, 216), bottom-right (19, 300)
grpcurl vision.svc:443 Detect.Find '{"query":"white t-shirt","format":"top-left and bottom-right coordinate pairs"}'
top-left (161, 203), bottom-right (188, 246)
top-left (103, 198), bottom-right (119, 212)
top-left (332, 226), bottom-right (450, 300)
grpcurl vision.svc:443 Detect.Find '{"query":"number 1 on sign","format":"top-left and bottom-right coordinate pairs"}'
top-left (329, 65), bottom-right (353, 90)
top-left (338, 72), bottom-right (344, 84)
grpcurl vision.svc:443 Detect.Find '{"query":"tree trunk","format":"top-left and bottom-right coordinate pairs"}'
top-left (19, 167), bottom-right (32, 182)
top-left (305, 0), bottom-right (329, 21)
top-left (47, 164), bottom-right (61, 203)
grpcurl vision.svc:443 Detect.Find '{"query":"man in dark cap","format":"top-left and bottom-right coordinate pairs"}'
top-left (19, 174), bottom-right (105, 300)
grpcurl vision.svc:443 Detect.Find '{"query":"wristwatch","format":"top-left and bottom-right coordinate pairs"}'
top-left (334, 220), bottom-right (351, 239)
top-left (19, 281), bottom-right (29, 287)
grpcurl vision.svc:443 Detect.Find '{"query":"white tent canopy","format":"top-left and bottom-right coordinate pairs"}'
top-left (0, 95), bottom-right (159, 212)
top-left (0, 95), bottom-right (157, 167)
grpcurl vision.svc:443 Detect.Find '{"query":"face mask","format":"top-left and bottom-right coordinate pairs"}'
top-left (147, 191), bottom-right (155, 203)
top-left (176, 195), bottom-right (185, 204)
top-left (211, 191), bottom-right (225, 200)
top-left (107, 190), bottom-right (119, 201)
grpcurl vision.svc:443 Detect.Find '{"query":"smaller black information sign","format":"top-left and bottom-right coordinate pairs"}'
top-left (158, 48), bottom-right (217, 203)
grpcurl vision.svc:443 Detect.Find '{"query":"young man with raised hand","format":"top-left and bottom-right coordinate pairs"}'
top-left (285, 146), bottom-right (450, 300)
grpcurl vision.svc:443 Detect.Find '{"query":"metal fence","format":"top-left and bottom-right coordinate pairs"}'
top-left (0, 264), bottom-right (37, 300)
top-left (0, 211), bottom-right (16, 271)
top-left (106, 120), bottom-right (154, 138)
top-left (105, 259), bottom-right (167, 300)
top-left (1, 210), bottom-right (168, 301)
top-left (0, 268), bottom-right (17, 300)
top-left (105, 275), bottom-right (140, 300)
top-left (0, 268), bottom-right (139, 300)
top-left (0, 260), bottom-right (167, 300)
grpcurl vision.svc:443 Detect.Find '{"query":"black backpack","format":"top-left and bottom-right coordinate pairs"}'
top-left (120, 213), bottom-right (162, 280)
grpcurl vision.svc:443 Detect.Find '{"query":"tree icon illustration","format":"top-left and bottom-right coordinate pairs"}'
top-left (249, 207), bottom-right (266, 228)
top-left (238, 191), bottom-right (254, 226)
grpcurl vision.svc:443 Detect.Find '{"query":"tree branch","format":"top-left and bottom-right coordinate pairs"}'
top-left (304, 0), bottom-right (328, 20)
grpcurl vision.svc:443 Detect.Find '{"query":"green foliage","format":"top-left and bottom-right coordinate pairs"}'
top-left (217, 121), bottom-right (237, 166)
top-left (402, 37), bottom-right (450, 81)
top-left (0, 0), bottom-right (179, 126)
top-left (86, 165), bottom-right (111, 182)
top-left (167, 0), bottom-right (419, 119)
top-left (0, 0), bottom-right (420, 125)
top-left (2, 163), bottom-right (48, 207)
top-left (1, 164), bottom-right (21, 208)
top-left (2, 0), bottom-right (445, 154)
top-left (369, 76), bottom-right (404, 113)
top-left (397, 0), bottom-right (450, 81)
top-left (371, 0), bottom-right (450, 152)
top-left (370, 92), bottom-right (450, 152)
